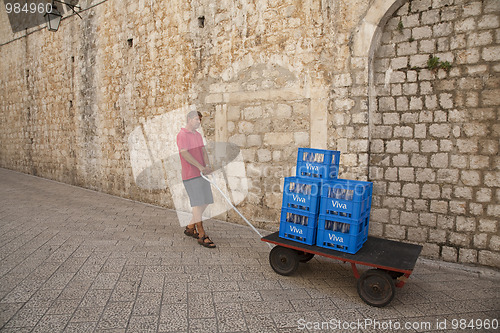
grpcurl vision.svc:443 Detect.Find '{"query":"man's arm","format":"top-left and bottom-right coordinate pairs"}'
top-left (180, 149), bottom-right (204, 171)
top-left (180, 148), bottom-right (212, 174)
top-left (202, 147), bottom-right (211, 169)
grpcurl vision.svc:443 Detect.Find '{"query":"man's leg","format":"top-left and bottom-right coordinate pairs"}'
top-left (191, 204), bottom-right (215, 247)
top-left (189, 204), bottom-right (208, 235)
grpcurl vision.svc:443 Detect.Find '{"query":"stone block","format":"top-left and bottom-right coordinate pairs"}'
top-left (490, 236), bottom-right (500, 251)
top-left (257, 149), bottom-right (272, 162)
top-left (408, 227), bottom-right (428, 242)
top-left (462, 1), bottom-right (482, 17)
top-left (455, 17), bottom-right (476, 33)
top-left (227, 106), bottom-right (241, 120)
top-left (293, 132), bottom-right (309, 146)
top-left (429, 124), bottom-right (451, 138)
top-left (397, 41), bottom-right (418, 56)
top-left (388, 182), bottom-right (401, 195)
top-left (229, 134), bottom-right (247, 147)
top-left (441, 246), bottom-right (458, 262)
top-left (433, 22), bottom-right (453, 37)
top-left (414, 124), bottom-right (427, 138)
top-left (368, 221), bottom-right (384, 237)
top-left (413, 26), bottom-right (433, 39)
top-left (474, 234), bottom-right (489, 249)
top-left (456, 139), bottom-right (478, 153)
top-left (393, 126), bottom-right (413, 138)
top-left (485, 0), bottom-right (500, 13)
top-left (478, 15), bottom-right (500, 29)
top-left (459, 249), bottom-right (478, 264)
top-left (390, 57), bottom-right (408, 70)
top-left (396, 97), bottom-right (409, 111)
top-left (409, 54), bottom-right (429, 68)
top-left (421, 140), bottom-right (438, 153)
top-left (371, 208), bottom-right (390, 222)
top-left (421, 243), bottom-right (440, 259)
top-left (402, 140), bottom-right (419, 153)
top-left (411, 154), bottom-right (428, 167)
top-left (263, 133), bottom-right (293, 146)
top-left (430, 200), bottom-right (448, 214)
top-left (333, 73), bottom-right (352, 87)
top-left (247, 135), bottom-right (262, 147)
top-left (411, 0), bottom-right (432, 12)
top-left (437, 169), bottom-right (459, 183)
top-left (384, 224), bottom-right (406, 239)
top-left (454, 186), bottom-right (472, 200)
top-left (433, 0), bottom-right (454, 8)
top-left (243, 106), bottom-right (263, 119)
top-left (409, 96), bottom-right (423, 110)
top-left (478, 251), bottom-right (500, 267)
top-left (482, 89), bottom-right (500, 106)
top-left (470, 156), bottom-right (489, 169)
top-left (468, 31), bottom-right (494, 47)
top-left (383, 196), bottom-right (405, 209)
top-left (238, 121), bottom-right (254, 134)
top-left (420, 212), bottom-right (437, 227)
top-left (487, 204), bottom-right (500, 217)
top-left (416, 168), bottom-right (436, 182)
top-left (402, 183), bottom-right (420, 197)
top-left (455, 216), bottom-right (476, 233)
top-left (478, 218), bottom-right (497, 233)
top-left (274, 104), bottom-right (293, 118)
top-left (461, 170), bottom-right (481, 186)
top-left (428, 229), bottom-right (447, 244)
top-left (476, 188), bottom-right (492, 202)
top-left (437, 215), bottom-right (455, 230)
top-left (430, 153), bottom-right (449, 168)
top-left (449, 232), bottom-right (471, 247)
top-left (469, 203), bottom-right (483, 216)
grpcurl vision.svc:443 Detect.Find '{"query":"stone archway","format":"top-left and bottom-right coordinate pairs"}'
top-left (360, 0), bottom-right (500, 267)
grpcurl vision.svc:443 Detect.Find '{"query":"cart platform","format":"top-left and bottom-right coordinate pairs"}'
top-left (262, 232), bottom-right (423, 307)
top-left (262, 232), bottom-right (422, 273)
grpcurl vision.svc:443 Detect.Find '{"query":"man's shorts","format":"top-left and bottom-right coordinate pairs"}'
top-left (183, 176), bottom-right (214, 207)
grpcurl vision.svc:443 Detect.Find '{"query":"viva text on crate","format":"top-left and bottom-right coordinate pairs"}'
top-left (328, 233), bottom-right (344, 243)
top-left (290, 225), bottom-right (304, 235)
top-left (331, 200), bottom-right (347, 210)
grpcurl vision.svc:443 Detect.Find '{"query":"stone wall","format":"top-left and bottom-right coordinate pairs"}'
top-left (0, 0), bottom-right (498, 268)
top-left (368, 0), bottom-right (500, 267)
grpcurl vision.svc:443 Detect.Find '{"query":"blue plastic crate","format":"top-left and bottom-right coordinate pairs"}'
top-left (316, 213), bottom-right (369, 254)
top-left (282, 177), bottom-right (322, 214)
top-left (320, 179), bottom-right (373, 219)
top-left (296, 148), bottom-right (341, 180)
top-left (278, 208), bottom-right (318, 245)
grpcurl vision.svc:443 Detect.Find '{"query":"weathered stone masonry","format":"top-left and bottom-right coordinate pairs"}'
top-left (0, 0), bottom-right (498, 268)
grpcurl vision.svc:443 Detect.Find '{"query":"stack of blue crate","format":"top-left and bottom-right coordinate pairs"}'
top-left (279, 148), bottom-right (373, 254)
top-left (278, 148), bottom-right (340, 245)
top-left (316, 179), bottom-right (373, 254)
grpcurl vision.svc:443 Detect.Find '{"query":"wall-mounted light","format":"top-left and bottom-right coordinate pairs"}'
top-left (44, 0), bottom-right (82, 32)
top-left (44, 4), bottom-right (62, 32)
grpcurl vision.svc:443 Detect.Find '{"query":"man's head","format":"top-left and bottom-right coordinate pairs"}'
top-left (186, 111), bottom-right (202, 130)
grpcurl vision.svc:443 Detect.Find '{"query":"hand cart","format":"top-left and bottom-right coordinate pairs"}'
top-left (261, 232), bottom-right (423, 307)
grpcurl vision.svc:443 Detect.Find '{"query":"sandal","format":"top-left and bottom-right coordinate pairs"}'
top-left (198, 235), bottom-right (216, 248)
top-left (184, 227), bottom-right (199, 239)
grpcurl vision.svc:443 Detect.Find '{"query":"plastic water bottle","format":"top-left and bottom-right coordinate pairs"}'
top-left (346, 190), bottom-right (353, 201)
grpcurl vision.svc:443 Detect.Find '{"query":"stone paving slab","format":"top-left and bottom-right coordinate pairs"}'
top-left (0, 168), bottom-right (498, 333)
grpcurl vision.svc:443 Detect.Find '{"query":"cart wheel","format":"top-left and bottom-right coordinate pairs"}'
top-left (357, 269), bottom-right (395, 307)
top-left (269, 246), bottom-right (299, 276)
top-left (297, 251), bottom-right (315, 263)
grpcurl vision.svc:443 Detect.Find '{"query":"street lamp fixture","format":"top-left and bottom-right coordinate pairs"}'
top-left (44, 0), bottom-right (82, 32)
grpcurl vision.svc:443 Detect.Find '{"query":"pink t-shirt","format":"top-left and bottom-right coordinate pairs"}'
top-left (176, 128), bottom-right (206, 180)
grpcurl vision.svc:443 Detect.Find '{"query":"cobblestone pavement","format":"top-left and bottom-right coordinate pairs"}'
top-left (0, 168), bottom-right (498, 333)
